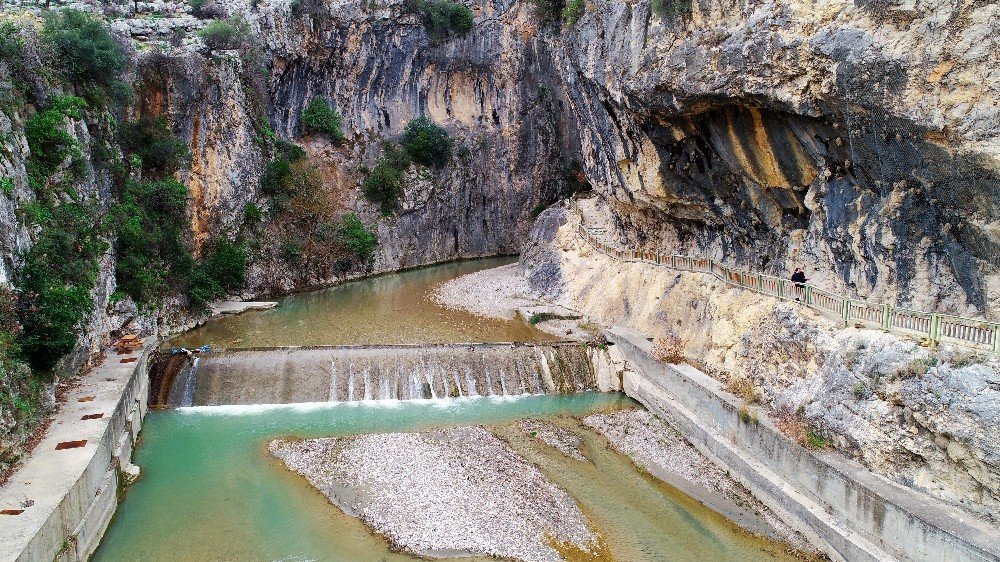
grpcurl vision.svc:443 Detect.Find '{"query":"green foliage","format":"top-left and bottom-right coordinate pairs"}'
top-left (244, 202), bottom-right (264, 224)
top-left (108, 179), bottom-right (193, 307)
top-left (260, 140), bottom-right (307, 211)
top-left (528, 312), bottom-right (580, 324)
top-left (649, 0), bottom-right (690, 19)
top-left (24, 96), bottom-right (87, 193)
top-left (300, 98), bottom-right (344, 142)
top-left (415, 0), bottom-right (474, 43)
top-left (202, 238), bottom-right (248, 292)
top-left (120, 116), bottom-right (190, 178)
top-left (0, 178), bottom-right (14, 196)
top-left (42, 10), bottom-right (127, 93)
top-left (109, 81), bottom-right (136, 107)
top-left (16, 203), bottom-right (105, 370)
top-left (337, 213), bottom-right (377, 261)
top-left (527, 0), bottom-right (564, 23)
top-left (198, 19), bottom-right (244, 51)
top-left (562, 0), bottom-right (584, 24)
top-left (400, 117), bottom-right (452, 167)
top-left (186, 238), bottom-right (248, 309)
top-left (362, 154), bottom-right (407, 215)
top-left (186, 267), bottom-right (221, 310)
top-left (805, 430), bottom-right (829, 449)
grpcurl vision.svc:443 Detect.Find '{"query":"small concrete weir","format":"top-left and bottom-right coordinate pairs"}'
top-left (153, 343), bottom-right (599, 407)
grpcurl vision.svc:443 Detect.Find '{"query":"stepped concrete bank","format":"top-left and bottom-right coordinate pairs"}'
top-left (608, 327), bottom-right (1000, 562)
top-left (0, 347), bottom-right (152, 562)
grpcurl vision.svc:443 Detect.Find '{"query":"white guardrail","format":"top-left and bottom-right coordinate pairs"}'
top-left (577, 223), bottom-right (1000, 354)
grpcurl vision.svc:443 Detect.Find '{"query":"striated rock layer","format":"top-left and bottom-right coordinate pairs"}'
top-left (550, 0), bottom-right (1000, 318)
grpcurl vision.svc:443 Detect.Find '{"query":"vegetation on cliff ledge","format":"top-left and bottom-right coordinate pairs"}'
top-left (413, 0), bottom-right (474, 44)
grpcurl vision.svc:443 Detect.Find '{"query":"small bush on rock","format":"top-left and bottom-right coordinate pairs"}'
top-left (650, 330), bottom-right (685, 364)
top-left (42, 10), bottom-right (127, 93)
top-left (416, 0), bottom-right (474, 43)
top-left (120, 116), bottom-right (190, 178)
top-left (337, 213), bottom-right (377, 261)
top-left (362, 144), bottom-right (410, 215)
top-left (198, 19), bottom-right (244, 51)
top-left (561, 0), bottom-right (584, 25)
top-left (400, 116), bottom-right (452, 167)
top-left (300, 98), bottom-right (344, 142)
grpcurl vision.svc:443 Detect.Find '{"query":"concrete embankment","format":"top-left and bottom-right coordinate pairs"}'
top-left (608, 326), bottom-right (1000, 562)
top-left (0, 347), bottom-right (152, 562)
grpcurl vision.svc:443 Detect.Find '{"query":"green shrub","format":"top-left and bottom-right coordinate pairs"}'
top-left (337, 213), bottom-right (377, 261)
top-left (649, 0), bottom-right (690, 19)
top-left (198, 19), bottom-right (243, 51)
top-left (280, 239), bottom-right (304, 263)
top-left (300, 98), bottom-right (344, 142)
top-left (562, 0), bottom-right (583, 24)
top-left (24, 97), bottom-right (87, 192)
top-left (16, 203), bottom-right (105, 370)
top-left (244, 202), bottom-right (264, 224)
top-left (400, 117), bottom-right (452, 167)
top-left (109, 179), bottom-right (193, 307)
top-left (186, 238), bottom-right (248, 309)
top-left (186, 267), bottom-right (222, 309)
top-left (362, 157), bottom-right (406, 215)
top-left (201, 237), bottom-right (247, 292)
top-left (0, 178), bottom-right (14, 196)
top-left (120, 116), bottom-right (190, 178)
top-left (42, 10), bottom-right (127, 92)
top-left (416, 0), bottom-right (474, 43)
top-left (528, 312), bottom-right (580, 324)
top-left (527, 0), bottom-right (564, 23)
top-left (275, 139), bottom-right (306, 161)
top-left (806, 430), bottom-right (829, 449)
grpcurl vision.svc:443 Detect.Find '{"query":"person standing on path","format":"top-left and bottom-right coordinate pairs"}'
top-left (791, 267), bottom-right (808, 301)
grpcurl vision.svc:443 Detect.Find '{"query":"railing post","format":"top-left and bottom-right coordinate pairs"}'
top-left (777, 279), bottom-right (784, 299)
top-left (804, 285), bottom-right (812, 306)
top-left (756, 273), bottom-right (763, 292)
top-left (842, 299), bottom-right (851, 327)
top-left (929, 313), bottom-right (939, 345)
top-left (881, 304), bottom-right (891, 331)
top-left (993, 324), bottom-right (1000, 355)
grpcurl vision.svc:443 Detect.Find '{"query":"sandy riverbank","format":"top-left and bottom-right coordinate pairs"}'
top-left (269, 427), bottom-right (598, 562)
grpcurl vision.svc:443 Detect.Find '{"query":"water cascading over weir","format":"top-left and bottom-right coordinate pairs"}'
top-left (149, 344), bottom-right (600, 407)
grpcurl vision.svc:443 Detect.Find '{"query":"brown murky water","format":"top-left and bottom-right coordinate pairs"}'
top-left (167, 257), bottom-right (556, 349)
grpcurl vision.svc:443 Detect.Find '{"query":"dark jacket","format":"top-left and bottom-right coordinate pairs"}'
top-left (791, 271), bottom-right (807, 284)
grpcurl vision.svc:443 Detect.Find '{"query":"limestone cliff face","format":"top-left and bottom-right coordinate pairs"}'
top-left (548, 0), bottom-right (1000, 318)
top-left (523, 204), bottom-right (1000, 523)
top-left (124, 0), bottom-right (569, 295)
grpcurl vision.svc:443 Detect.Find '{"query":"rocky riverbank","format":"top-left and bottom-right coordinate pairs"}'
top-left (269, 427), bottom-right (599, 562)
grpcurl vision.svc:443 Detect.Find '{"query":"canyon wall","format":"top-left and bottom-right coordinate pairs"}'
top-left (522, 204), bottom-right (1000, 524)
top-left (547, 0), bottom-right (1000, 318)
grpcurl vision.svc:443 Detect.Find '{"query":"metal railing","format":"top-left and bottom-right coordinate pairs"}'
top-left (577, 223), bottom-right (1000, 354)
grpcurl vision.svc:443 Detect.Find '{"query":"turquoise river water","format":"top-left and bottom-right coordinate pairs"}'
top-left (95, 259), bottom-right (805, 561)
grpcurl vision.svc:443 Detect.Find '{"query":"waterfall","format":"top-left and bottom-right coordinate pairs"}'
top-left (167, 344), bottom-right (599, 407)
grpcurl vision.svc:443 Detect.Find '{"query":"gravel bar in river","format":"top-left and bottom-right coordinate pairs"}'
top-left (269, 426), bottom-right (599, 562)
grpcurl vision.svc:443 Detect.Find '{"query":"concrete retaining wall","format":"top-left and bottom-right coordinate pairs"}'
top-left (0, 348), bottom-right (151, 562)
top-left (607, 327), bottom-right (1000, 562)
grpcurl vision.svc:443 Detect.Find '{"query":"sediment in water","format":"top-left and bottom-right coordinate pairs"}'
top-left (157, 344), bottom-right (598, 407)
